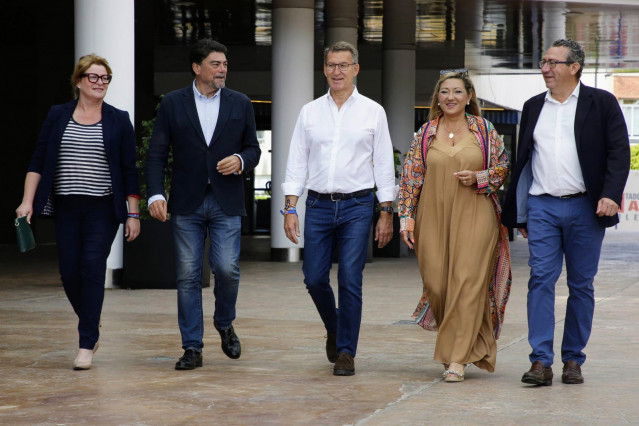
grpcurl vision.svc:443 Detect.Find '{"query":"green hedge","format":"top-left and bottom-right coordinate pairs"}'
top-left (632, 144), bottom-right (639, 170)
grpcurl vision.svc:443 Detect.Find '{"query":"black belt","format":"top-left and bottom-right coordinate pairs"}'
top-left (541, 192), bottom-right (586, 199)
top-left (307, 189), bottom-right (372, 201)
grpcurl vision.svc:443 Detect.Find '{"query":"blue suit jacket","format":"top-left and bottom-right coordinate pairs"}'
top-left (28, 100), bottom-right (140, 223)
top-left (502, 83), bottom-right (631, 229)
top-left (145, 86), bottom-right (261, 216)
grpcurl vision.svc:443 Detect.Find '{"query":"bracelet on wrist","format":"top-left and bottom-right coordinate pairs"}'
top-left (280, 206), bottom-right (298, 216)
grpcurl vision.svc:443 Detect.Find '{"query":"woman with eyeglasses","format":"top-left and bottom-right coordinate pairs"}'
top-left (398, 70), bottom-right (511, 382)
top-left (16, 54), bottom-right (140, 370)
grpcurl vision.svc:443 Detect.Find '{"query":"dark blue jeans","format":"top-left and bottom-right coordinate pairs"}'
top-left (172, 189), bottom-right (241, 352)
top-left (302, 192), bottom-right (373, 357)
top-left (526, 194), bottom-right (605, 367)
top-left (54, 195), bottom-right (119, 349)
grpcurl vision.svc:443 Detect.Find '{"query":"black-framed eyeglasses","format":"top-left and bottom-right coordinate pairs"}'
top-left (81, 73), bottom-right (112, 84)
top-left (538, 60), bottom-right (573, 69)
top-left (325, 62), bottom-right (356, 72)
top-left (440, 68), bottom-right (468, 75)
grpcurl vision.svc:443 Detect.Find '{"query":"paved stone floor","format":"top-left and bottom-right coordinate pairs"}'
top-left (1, 231), bottom-right (638, 425)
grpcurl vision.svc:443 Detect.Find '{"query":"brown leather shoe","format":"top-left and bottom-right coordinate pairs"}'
top-left (562, 360), bottom-right (584, 384)
top-left (333, 352), bottom-right (355, 376)
top-left (521, 360), bottom-right (553, 386)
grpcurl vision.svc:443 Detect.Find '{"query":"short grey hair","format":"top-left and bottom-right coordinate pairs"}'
top-left (324, 41), bottom-right (359, 64)
top-left (551, 39), bottom-right (585, 79)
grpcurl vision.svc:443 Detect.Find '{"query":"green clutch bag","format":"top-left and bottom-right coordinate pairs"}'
top-left (15, 216), bottom-right (36, 253)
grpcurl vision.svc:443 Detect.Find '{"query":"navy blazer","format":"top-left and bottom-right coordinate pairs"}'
top-left (502, 83), bottom-right (631, 229)
top-left (28, 100), bottom-right (140, 224)
top-left (145, 86), bottom-right (261, 216)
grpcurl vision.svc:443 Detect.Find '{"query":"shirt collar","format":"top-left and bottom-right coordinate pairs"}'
top-left (192, 80), bottom-right (221, 100)
top-left (545, 82), bottom-right (580, 104)
top-left (326, 86), bottom-right (359, 104)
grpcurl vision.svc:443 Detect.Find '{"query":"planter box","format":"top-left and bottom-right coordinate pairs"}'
top-left (123, 220), bottom-right (210, 289)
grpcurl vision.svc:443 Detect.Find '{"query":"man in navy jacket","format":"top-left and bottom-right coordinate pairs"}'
top-left (146, 39), bottom-right (261, 370)
top-left (502, 39), bottom-right (630, 386)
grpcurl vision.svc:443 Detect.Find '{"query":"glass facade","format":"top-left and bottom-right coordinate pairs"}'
top-left (4, 0), bottom-right (639, 242)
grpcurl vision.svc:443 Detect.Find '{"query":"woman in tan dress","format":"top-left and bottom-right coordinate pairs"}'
top-left (398, 71), bottom-right (512, 382)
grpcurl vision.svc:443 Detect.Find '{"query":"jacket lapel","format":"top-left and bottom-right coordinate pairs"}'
top-left (210, 89), bottom-right (231, 146)
top-left (101, 103), bottom-right (113, 157)
top-left (524, 96), bottom-right (544, 151)
top-left (574, 83), bottom-right (592, 148)
top-left (54, 101), bottom-right (77, 149)
top-left (182, 88), bottom-right (207, 145)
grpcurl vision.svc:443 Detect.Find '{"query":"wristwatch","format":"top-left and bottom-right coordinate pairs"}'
top-left (379, 206), bottom-right (394, 214)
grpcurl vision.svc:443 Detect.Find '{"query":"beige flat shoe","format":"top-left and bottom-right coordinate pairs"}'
top-left (73, 349), bottom-right (93, 370)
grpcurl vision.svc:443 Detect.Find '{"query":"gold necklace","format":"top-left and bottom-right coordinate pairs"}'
top-left (442, 118), bottom-right (466, 139)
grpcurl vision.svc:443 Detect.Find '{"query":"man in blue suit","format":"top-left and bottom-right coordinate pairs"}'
top-left (146, 39), bottom-right (261, 370)
top-left (502, 39), bottom-right (630, 386)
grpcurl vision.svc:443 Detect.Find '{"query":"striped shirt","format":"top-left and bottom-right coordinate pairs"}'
top-left (54, 119), bottom-right (113, 196)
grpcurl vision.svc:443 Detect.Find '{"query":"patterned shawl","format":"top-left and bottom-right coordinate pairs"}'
top-left (399, 114), bottom-right (512, 339)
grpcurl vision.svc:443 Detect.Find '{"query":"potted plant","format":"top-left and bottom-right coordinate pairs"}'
top-left (373, 147), bottom-right (404, 258)
top-left (122, 100), bottom-right (210, 288)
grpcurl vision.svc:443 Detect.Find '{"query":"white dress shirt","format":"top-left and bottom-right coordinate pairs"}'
top-left (529, 84), bottom-right (586, 196)
top-left (282, 87), bottom-right (398, 203)
top-left (193, 80), bottom-right (221, 145)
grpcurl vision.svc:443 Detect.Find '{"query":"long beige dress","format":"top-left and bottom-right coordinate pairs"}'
top-left (413, 133), bottom-right (499, 372)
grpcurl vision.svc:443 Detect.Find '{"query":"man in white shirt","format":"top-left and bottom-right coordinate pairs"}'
top-left (282, 41), bottom-right (398, 376)
top-left (502, 39), bottom-right (630, 386)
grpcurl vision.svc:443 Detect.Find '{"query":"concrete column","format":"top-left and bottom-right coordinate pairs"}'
top-left (270, 0), bottom-right (314, 261)
top-left (383, 0), bottom-right (415, 258)
top-left (382, 0), bottom-right (416, 165)
top-left (75, 0), bottom-right (135, 287)
top-left (325, 0), bottom-right (358, 48)
top-left (542, 2), bottom-right (566, 49)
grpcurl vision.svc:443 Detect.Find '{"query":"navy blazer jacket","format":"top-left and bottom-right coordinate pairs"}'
top-left (145, 86), bottom-right (261, 216)
top-left (502, 83), bottom-right (631, 229)
top-left (28, 100), bottom-right (140, 224)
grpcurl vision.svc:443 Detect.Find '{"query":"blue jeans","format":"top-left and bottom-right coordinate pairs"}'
top-left (172, 189), bottom-right (241, 351)
top-left (526, 194), bottom-right (605, 367)
top-left (54, 195), bottom-right (119, 349)
top-left (302, 192), bottom-right (373, 357)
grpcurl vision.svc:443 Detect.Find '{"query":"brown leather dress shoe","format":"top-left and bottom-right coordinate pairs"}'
top-left (333, 352), bottom-right (355, 376)
top-left (521, 360), bottom-right (553, 386)
top-left (562, 360), bottom-right (584, 384)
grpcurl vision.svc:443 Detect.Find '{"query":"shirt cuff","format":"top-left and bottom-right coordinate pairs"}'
top-left (375, 185), bottom-right (399, 203)
top-left (233, 154), bottom-right (244, 174)
top-left (281, 182), bottom-right (305, 197)
top-left (148, 194), bottom-right (167, 206)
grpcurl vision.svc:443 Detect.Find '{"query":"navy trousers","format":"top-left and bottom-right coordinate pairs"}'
top-left (54, 195), bottom-right (119, 349)
top-left (526, 194), bottom-right (605, 367)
